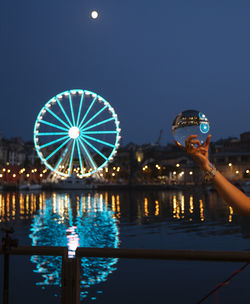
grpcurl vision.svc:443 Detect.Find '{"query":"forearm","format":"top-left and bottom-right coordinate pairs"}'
top-left (212, 170), bottom-right (250, 216)
top-left (182, 134), bottom-right (250, 216)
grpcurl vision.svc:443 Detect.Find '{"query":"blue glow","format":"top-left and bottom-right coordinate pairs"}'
top-left (37, 132), bottom-right (68, 136)
top-left (40, 120), bottom-right (69, 132)
top-left (76, 139), bottom-right (84, 173)
top-left (46, 107), bottom-right (71, 129)
top-left (39, 135), bottom-right (69, 149)
top-left (198, 112), bottom-right (205, 119)
top-left (68, 92), bottom-right (76, 125)
top-left (80, 105), bottom-right (108, 129)
top-left (80, 136), bottom-right (108, 161)
top-left (76, 91), bottom-right (84, 126)
top-left (55, 147), bottom-right (69, 171)
top-left (78, 95), bottom-right (97, 129)
top-left (34, 89), bottom-right (121, 178)
top-left (200, 122), bottom-right (210, 134)
top-left (78, 137), bottom-right (97, 170)
top-left (81, 117), bottom-right (115, 132)
top-left (55, 157), bottom-right (63, 171)
top-left (56, 96), bottom-right (73, 127)
top-left (29, 194), bottom-right (119, 300)
top-left (82, 131), bottom-right (118, 134)
top-left (68, 140), bottom-right (76, 175)
top-left (45, 137), bottom-right (71, 161)
top-left (82, 134), bottom-right (115, 148)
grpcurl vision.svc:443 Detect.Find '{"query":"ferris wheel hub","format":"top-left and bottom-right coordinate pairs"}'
top-left (68, 126), bottom-right (80, 139)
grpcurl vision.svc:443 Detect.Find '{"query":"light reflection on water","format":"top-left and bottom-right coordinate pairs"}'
top-left (28, 193), bottom-right (119, 299)
top-left (0, 191), bottom-right (234, 225)
top-left (0, 189), bottom-right (249, 302)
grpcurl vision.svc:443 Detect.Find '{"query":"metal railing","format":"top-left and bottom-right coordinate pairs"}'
top-left (1, 246), bottom-right (250, 304)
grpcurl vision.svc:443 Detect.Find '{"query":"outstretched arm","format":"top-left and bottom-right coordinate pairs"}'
top-left (176, 135), bottom-right (250, 216)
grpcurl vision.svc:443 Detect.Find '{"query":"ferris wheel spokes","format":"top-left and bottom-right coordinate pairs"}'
top-left (39, 135), bottom-right (69, 149)
top-left (81, 117), bottom-right (115, 132)
top-left (78, 95), bottom-right (98, 129)
top-left (40, 120), bottom-right (69, 132)
top-left (68, 93), bottom-right (76, 126)
top-left (45, 137), bottom-right (71, 161)
top-left (38, 132), bottom-right (69, 136)
top-left (54, 144), bottom-right (71, 172)
top-left (82, 131), bottom-right (118, 135)
top-left (45, 107), bottom-right (71, 129)
top-left (76, 139), bottom-right (84, 174)
top-left (56, 96), bottom-right (73, 128)
top-left (81, 134), bottom-right (115, 148)
top-left (68, 140), bottom-right (76, 176)
top-left (80, 104), bottom-right (108, 130)
top-left (78, 138), bottom-right (97, 170)
top-left (34, 89), bottom-right (121, 178)
top-left (76, 92), bottom-right (84, 126)
top-left (79, 137), bottom-right (108, 161)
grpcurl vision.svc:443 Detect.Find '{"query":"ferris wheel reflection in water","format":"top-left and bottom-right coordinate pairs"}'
top-left (29, 193), bottom-right (120, 300)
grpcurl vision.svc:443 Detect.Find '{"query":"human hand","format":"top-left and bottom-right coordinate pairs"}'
top-left (174, 134), bottom-right (212, 171)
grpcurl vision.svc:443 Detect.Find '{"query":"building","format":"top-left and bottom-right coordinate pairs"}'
top-left (211, 132), bottom-right (250, 181)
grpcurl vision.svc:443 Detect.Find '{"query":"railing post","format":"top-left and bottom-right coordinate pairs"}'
top-left (61, 252), bottom-right (80, 304)
top-left (61, 248), bottom-right (69, 304)
top-left (73, 256), bottom-right (80, 304)
top-left (1, 227), bottom-right (18, 304)
top-left (3, 251), bottom-right (9, 304)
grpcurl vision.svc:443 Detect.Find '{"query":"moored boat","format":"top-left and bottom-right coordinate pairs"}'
top-left (45, 176), bottom-right (96, 190)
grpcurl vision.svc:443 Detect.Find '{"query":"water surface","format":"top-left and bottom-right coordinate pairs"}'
top-left (0, 189), bottom-right (250, 303)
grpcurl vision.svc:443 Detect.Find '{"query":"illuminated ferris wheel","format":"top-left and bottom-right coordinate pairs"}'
top-left (33, 89), bottom-right (121, 178)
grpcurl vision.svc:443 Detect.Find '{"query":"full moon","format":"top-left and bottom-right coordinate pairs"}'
top-left (91, 11), bottom-right (98, 19)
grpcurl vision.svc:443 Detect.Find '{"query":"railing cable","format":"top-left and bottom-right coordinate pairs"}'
top-left (196, 263), bottom-right (249, 304)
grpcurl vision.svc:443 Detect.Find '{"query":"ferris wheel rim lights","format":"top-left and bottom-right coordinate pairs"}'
top-left (34, 89), bottom-right (121, 178)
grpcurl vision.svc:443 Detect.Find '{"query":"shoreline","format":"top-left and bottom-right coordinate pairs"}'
top-left (0, 182), bottom-right (213, 192)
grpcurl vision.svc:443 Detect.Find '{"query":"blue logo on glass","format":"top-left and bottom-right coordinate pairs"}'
top-left (200, 123), bottom-right (209, 134)
top-left (198, 112), bottom-right (206, 119)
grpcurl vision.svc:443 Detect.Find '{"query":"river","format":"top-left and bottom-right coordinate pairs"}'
top-left (0, 189), bottom-right (250, 303)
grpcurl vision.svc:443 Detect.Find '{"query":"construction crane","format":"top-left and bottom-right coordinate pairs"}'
top-left (155, 129), bottom-right (163, 146)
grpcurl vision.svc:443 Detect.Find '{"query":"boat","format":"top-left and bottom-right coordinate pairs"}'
top-left (28, 184), bottom-right (42, 191)
top-left (47, 176), bottom-right (96, 190)
top-left (19, 183), bottom-right (42, 191)
top-left (19, 183), bottom-right (29, 191)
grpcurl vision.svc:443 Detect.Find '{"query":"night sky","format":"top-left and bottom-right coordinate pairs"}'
top-left (1, 0), bottom-right (250, 144)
